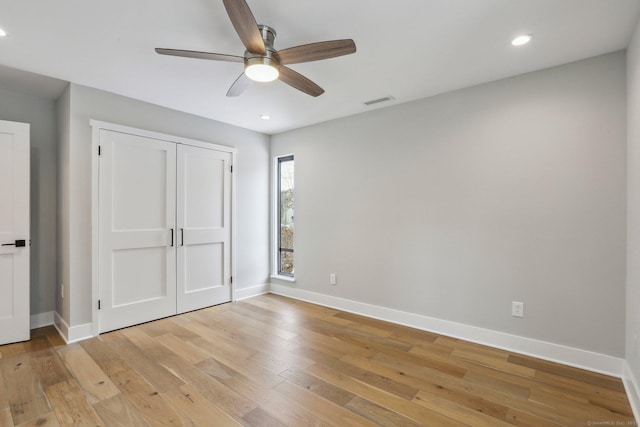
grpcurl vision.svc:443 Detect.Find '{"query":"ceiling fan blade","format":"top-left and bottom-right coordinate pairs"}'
top-left (226, 72), bottom-right (252, 97)
top-left (275, 39), bottom-right (356, 65)
top-left (155, 48), bottom-right (244, 63)
top-left (279, 66), bottom-right (324, 97)
top-left (222, 0), bottom-right (266, 55)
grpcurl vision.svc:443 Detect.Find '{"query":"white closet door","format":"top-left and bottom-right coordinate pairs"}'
top-left (99, 129), bottom-right (177, 333)
top-left (177, 144), bottom-right (232, 313)
top-left (0, 120), bottom-right (30, 345)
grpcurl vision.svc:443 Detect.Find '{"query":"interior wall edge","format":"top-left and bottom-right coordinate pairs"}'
top-left (624, 361), bottom-right (640, 423)
top-left (52, 311), bottom-right (91, 344)
top-left (269, 283), bottom-right (624, 378)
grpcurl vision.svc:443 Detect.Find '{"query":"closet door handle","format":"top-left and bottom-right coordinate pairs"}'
top-left (170, 229), bottom-right (174, 247)
top-left (181, 229), bottom-right (184, 246)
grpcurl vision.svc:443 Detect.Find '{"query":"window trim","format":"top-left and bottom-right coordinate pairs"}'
top-left (272, 154), bottom-right (295, 280)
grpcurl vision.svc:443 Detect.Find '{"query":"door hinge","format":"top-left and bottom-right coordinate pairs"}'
top-left (98, 146), bottom-right (101, 156)
top-left (98, 300), bottom-right (101, 310)
top-left (230, 276), bottom-right (233, 284)
top-left (230, 165), bottom-right (233, 173)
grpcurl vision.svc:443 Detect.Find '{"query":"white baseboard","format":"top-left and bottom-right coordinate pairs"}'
top-left (53, 312), bottom-right (94, 344)
top-left (30, 311), bottom-right (54, 329)
top-left (234, 283), bottom-right (270, 301)
top-left (624, 361), bottom-right (640, 422)
top-left (269, 284), bottom-right (624, 378)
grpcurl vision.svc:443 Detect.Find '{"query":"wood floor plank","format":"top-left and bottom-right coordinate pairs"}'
top-left (57, 344), bottom-right (120, 404)
top-left (0, 407), bottom-right (12, 427)
top-left (103, 359), bottom-right (182, 426)
top-left (79, 336), bottom-right (121, 367)
top-left (463, 370), bottom-right (531, 400)
top-left (29, 348), bottom-right (73, 389)
top-left (272, 379), bottom-right (380, 427)
top-left (156, 333), bottom-right (211, 364)
top-left (242, 407), bottom-right (287, 427)
top-left (224, 373), bottom-right (332, 426)
top-left (0, 365), bottom-right (8, 412)
top-left (0, 353), bottom-right (51, 425)
top-left (190, 336), bottom-right (284, 390)
top-left (137, 317), bottom-right (200, 341)
top-left (290, 327), bottom-right (377, 360)
top-left (195, 357), bottom-right (236, 382)
top-left (163, 384), bottom-right (242, 427)
top-left (452, 348), bottom-right (537, 378)
top-left (529, 387), bottom-right (632, 424)
top-left (125, 331), bottom-right (257, 421)
top-left (504, 408), bottom-right (565, 427)
top-left (177, 322), bottom-right (255, 361)
top-left (413, 389), bottom-right (514, 427)
top-left (97, 334), bottom-right (185, 393)
top-left (172, 360), bottom-right (256, 422)
top-left (321, 356), bottom-right (420, 400)
top-left (14, 411), bottom-right (61, 427)
top-left (279, 367), bottom-right (357, 406)
top-left (0, 342), bottom-right (26, 359)
top-left (345, 396), bottom-right (425, 427)
top-left (45, 379), bottom-right (105, 426)
top-left (342, 352), bottom-right (513, 421)
top-left (508, 353), bottom-right (625, 391)
top-left (0, 295), bottom-right (636, 426)
top-left (93, 394), bottom-right (151, 427)
top-left (306, 362), bottom-right (465, 426)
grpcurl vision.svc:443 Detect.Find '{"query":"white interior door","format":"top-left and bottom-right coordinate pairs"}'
top-left (177, 144), bottom-right (232, 313)
top-left (0, 120), bottom-right (30, 345)
top-left (98, 129), bottom-right (177, 333)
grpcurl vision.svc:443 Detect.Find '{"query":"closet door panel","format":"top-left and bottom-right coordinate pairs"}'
top-left (99, 130), bottom-right (177, 333)
top-left (177, 144), bottom-right (232, 313)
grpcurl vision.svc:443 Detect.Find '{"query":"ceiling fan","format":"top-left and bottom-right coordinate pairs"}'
top-left (155, 0), bottom-right (357, 97)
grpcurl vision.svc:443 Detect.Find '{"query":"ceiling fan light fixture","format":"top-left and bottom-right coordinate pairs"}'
top-left (245, 56), bottom-right (279, 82)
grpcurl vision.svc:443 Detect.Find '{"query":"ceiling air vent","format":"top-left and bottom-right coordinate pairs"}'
top-left (363, 96), bottom-right (395, 106)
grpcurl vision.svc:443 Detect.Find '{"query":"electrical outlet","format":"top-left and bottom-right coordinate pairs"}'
top-left (330, 274), bottom-right (337, 285)
top-left (512, 301), bottom-right (524, 318)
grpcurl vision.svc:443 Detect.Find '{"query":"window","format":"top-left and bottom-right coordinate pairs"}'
top-left (277, 155), bottom-right (294, 277)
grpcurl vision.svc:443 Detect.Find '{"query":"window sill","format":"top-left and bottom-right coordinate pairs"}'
top-left (270, 274), bottom-right (296, 283)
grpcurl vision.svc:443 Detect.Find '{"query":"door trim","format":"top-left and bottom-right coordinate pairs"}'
top-left (90, 120), bottom-right (237, 337)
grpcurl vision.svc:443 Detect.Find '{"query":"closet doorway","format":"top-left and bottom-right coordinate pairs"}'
top-left (92, 121), bottom-right (235, 333)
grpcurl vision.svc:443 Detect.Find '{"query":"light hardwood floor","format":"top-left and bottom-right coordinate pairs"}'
top-left (0, 294), bottom-right (635, 426)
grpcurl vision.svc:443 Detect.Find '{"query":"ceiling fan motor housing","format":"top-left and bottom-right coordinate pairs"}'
top-left (245, 25), bottom-right (279, 69)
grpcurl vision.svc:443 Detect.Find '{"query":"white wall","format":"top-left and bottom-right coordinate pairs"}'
top-left (60, 83), bottom-right (270, 327)
top-left (56, 85), bottom-right (71, 323)
top-left (272, 51), bottom-right (627, 356)
top-left (0, 83), bottom-right (59, 317)
top-left (626, 14), bottom-right (640, 404)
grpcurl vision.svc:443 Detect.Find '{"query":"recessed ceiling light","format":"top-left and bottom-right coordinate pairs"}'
top-left (260, 114), bottom-right (271, 120)
top-left (0, 27), bottom-right (7, 37)
top-left (511, 34), bottom-right (532, 46)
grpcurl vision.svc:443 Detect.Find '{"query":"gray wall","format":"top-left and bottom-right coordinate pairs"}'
top-left (61, 83), bottom-right (270, 326)
top-left (627, 19), bottom-right (640, 382)
top-left (272, 52), bottom-right (627, 356)
top-left (0, 84), bottom-right (59, 316)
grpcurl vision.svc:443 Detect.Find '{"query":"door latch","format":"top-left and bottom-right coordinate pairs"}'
top-left (2, 240), bottom-right (26, 247)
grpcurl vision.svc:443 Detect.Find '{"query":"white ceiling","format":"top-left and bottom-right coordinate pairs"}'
top-left (0, 0), bottom-right (638, 135)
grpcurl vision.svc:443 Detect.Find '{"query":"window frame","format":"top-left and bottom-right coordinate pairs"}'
top-left (272, 154), bottom-right (296, 281)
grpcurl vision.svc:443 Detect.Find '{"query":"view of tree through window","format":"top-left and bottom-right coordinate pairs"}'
top-left (278, 156), bottom-right (294, 275)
